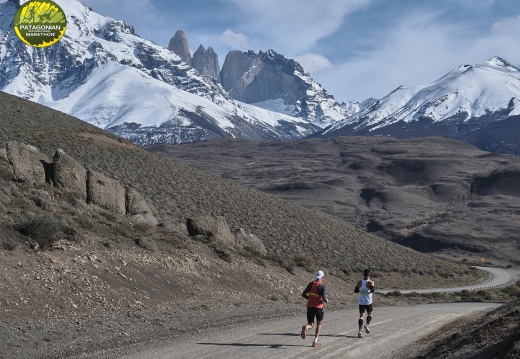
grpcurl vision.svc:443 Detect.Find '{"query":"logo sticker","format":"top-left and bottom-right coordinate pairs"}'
top-left (14, 1), bottom-right (67, 47)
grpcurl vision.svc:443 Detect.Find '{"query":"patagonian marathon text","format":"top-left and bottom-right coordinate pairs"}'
top-left (19, 25), bottom-right (62, 30)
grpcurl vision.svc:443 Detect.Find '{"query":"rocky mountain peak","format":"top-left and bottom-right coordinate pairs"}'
top-left (191, 45), bottom-right (221, 82)
top-left (220, 49), bottom-right (346, 126)
top-left (484, 56), bottom-right (519, 72)
top-left (168, 30), bottom-right (191, 64)
top-left (102, 20), bottom-right (135, 42)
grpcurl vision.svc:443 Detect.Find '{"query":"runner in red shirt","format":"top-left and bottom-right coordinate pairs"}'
top-left (300, 270), bottom-right (329, 347)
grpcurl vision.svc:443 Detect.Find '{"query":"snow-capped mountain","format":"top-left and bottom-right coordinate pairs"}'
top-left (0, 0), bottom-right (319, 145)
top-left (318, 57), bottom-right (520, 154)
top-left (220, 49), bottom-right (347, 127)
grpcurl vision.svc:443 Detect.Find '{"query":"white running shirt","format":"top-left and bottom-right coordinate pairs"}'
top-left (358, 279), bottom-right (373, 305)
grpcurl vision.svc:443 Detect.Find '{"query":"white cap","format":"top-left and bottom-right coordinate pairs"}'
top-left (315, 270), bottom-right (324, 279)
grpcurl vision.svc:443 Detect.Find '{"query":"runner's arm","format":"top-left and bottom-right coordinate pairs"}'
top-left (319, 284), bottom-right (329, 303)
top-left (354, 280), bottom-right (361, 293)
top-left (368, 280), bottom-right (375, 293)
top-left (302, 282), bottom-right (312, 299)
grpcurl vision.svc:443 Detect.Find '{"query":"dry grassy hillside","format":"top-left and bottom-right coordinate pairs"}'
top-left (0, 91), bottom-right (476, 277)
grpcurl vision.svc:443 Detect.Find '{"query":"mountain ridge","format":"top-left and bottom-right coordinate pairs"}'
top-left (317, 56), bottom-right (520, 154)
top-left (0, 0), bottom-right (318, 144)
top-left (3, 1), bottom-right (520, 153)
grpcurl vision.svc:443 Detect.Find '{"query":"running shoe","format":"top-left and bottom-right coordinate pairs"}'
top-left (358, 330), bottom-right (363, 338)
top-left (301, 325), bottom-right (307, 339)
top-left (312, 341), bottom-right (321, 347)
top-left (364, 324), bottom-right (370, 334)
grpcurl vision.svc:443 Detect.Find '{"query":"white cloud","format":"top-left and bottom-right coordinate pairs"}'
top-left (80, 0), bottom-right (163, 41)
top-left (223, 0), bottom-right (372, 53)
top-left (313, 12), bottom-right (520, 102)
top-left (221, 29), bottom-right (251, 50)
top-left (294, 53), bottom-right (333, 73)
top-left (81, 0), bottom-right (156, 18)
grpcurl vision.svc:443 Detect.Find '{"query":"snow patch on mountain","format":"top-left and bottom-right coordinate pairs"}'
top-left (0, 0), bottom-right (314, 144)
top-left (252, 99), bottom-right (296, 115)
top-left (325, 56), bottom-right (520, 134)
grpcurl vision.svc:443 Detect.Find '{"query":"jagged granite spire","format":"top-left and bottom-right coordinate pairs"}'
top-left (220, 49), bottom-right (346, 125)
top-left (168, 30), bottom-right (191, 64)
top-left (191, 45), bottom-right (220, 82)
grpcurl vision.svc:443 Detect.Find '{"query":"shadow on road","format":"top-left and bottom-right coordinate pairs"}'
top-left (258, 332), bottom-right (354, 338)
top-left (197, 342), bottom-right (302, 348)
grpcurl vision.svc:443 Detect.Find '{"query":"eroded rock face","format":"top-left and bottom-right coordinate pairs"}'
top-left (53, 148), bottom-right (87, 200)
top-left (1, 140), bottom-right (158, 223)
top-left (126, 187), bottom-right (159, 225)
top-left (186, 216), bottom-right (234, 246)
top-left (168, 30), bottom-right (191, 65)
top-left (5, 141), bottom-right (49, 184)
top-left (87, 170), bottom-right (126, 214)
top-left (192, 45), bottom-right (220, 82)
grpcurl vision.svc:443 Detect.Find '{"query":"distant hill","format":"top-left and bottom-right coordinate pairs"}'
top-left (148, 136), bottom-right (520, 267)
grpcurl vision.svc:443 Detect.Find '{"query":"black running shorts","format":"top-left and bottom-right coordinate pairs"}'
top-left (306, 307), bottom-right (324, 323)
top-left (359, 304), bottom-right (373, 313)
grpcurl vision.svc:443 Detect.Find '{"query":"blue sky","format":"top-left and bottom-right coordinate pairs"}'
top-left (6, 0), bottom-right (520, 102)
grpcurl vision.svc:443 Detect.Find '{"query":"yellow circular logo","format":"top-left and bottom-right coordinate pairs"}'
top-left (14, 1), bottom-right (67, 47)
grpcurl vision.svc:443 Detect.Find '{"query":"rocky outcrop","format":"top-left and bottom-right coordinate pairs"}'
top-left (186, 217), bottom-right (267, 253)
top-left (1, 141), bottom-right (158, 224)
top-left (186, 216), bottom-right (235, 246)
top-left (53, 148), bottom-right (87, 200)
top-left (87, 170), bottom-right (126, 214)
top-left (4, 141), bottom-right (49, 184)
top-left (126, 187), bottom-right (159, 225)
top-left (191, 45), bottom-right (220, 82)
top-left (168, 30), bottom-right (191, 64)
top-left (234, 228), bottom-right (267, 255)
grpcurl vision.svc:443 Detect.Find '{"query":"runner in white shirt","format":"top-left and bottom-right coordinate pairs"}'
top-left (354, 269), bottom-right (375, 338)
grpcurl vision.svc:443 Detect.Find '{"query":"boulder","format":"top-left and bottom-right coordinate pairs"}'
top-left (234, 228), bottom-right (267, 255)
top-left (126, 187), bottom-right (158, 225)
top-left (87, 170), bottom-right (126, 214)
top-left (53, 148), bottom-right (87, 199)
top-left (5, 141), bottom-right (49, 184)
top-left (186, 216), bottom-right (234, 246)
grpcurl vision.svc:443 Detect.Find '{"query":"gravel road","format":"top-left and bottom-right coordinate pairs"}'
top-left (379, 266), bottom-right (520, 294)
top-left (116, 302), bottom-right (501, 359)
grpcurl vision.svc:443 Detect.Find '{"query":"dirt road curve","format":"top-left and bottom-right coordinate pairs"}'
top-left (380, 266), bottom-right (520, 294)
top-left (119, 302), bottom-right (501, 359)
